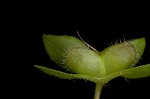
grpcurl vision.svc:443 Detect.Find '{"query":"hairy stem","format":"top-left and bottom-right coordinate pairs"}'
top-left (94, 84), bottom-right (103, 99)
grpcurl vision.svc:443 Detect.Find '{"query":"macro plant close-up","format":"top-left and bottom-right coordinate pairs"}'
top-left (34, 33), bottom-right (150, 99)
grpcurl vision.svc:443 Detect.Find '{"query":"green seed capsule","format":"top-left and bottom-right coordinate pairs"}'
top-left (100, 42), bottom-right (136, 75)
top-left (65, 48), bottom-right (105, 77)
top-left (100, 37), bottom-right (146, 75)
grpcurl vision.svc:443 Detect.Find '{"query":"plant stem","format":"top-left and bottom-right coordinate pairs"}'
top-left (94, 84), bottom-right (103, 99)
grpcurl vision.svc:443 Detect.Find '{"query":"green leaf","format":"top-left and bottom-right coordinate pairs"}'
top-left (121, 64), bottom-right (150, 79)
top-left (43, 34), bottom-right (88, 68)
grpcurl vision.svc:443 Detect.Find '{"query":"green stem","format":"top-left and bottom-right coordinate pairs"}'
top-left (94, 84), bottom-right (103, 99)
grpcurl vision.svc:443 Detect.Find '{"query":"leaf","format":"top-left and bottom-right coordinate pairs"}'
top-left (121, 64), bottom-right (150, 79)
top-left (42, 34), bottom-right (88, 68)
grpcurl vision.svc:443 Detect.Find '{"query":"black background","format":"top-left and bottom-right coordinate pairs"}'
top-left (3, 3), bottom-right (150, 99)
top-left (31, 25), bottom-right (150, 99)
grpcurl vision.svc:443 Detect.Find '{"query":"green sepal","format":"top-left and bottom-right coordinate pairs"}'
top-left (34, 64), bottom-right (150, 84)
top-left (121, 64), bottom-right (150, 79)
top-left (34, 65), bottom-right (101, 83)
top-left (43, 34), bottom-right (88, 68)
top-left (34, 65), bottom-right (123, 84)
top-left (129, 37), bottom-right (146, 66)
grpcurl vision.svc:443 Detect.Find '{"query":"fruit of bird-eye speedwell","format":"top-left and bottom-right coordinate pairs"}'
top-left (35, 34), bottom-right (150, 84)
